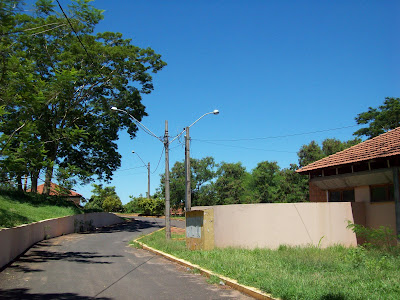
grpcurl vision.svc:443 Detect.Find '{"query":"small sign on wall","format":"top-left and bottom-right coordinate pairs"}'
top-left (186, 216), bottom-right (203, 238)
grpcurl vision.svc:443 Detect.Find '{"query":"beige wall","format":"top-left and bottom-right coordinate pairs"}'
top-left (0, 213), bottom-right (122, 269)
top-left (355, 186), bottom-right (370, 202)
top-left (194, 203), bottom-right (358, 249)
top-left (365, 202), bottom-right (396, 231)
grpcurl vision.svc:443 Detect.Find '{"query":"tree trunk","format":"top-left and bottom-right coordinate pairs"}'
top-left (43, 164), bottom-right (54, 195)
top-left (43, 145), bottom-right (58, 195)
top-left (17, 175), bottom-right (22, 191)
top-left (23, 175), bottom-right (28, 191)
top-left (30, 172), bottom-right (38, 193)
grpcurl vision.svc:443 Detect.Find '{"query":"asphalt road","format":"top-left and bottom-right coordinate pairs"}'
top-left (0, 216), bottom-right (250, 299)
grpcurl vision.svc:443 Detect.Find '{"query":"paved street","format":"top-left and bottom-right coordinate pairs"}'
top-left (0, 217), bottom-right (250, 299)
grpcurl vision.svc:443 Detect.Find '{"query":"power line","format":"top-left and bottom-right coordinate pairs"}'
top-left (192, 124), bottom-right (360, 142)
top-left (152, 147), bottom-right (164, 174)
top-left (55, 0), bottom-right (95, 67)
top-left (115, 165), bottom-right (145, 173)
top-left (192, 140), bottom-right (297, 153)
top-left (1, 22), bottom-right (66, 36)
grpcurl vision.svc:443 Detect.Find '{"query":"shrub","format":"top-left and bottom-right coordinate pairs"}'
top-left (347, 221), bottom-right (399, 251)
top-left (102, 196), bottom-right (123, 212)
top-left (134, 197), bottom-right (165, 216)
top-left (124, 199), bottom-right (139, 213)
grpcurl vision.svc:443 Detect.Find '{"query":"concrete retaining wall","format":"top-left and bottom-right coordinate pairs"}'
top-left (193, 203), bottom-right (359, 249)
top-left (0, 212), bottom-right (122, 269)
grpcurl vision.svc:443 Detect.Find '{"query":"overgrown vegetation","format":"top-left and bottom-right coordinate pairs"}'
top-left (124, 196), bottom-right (164, 216)
top-left (138, 229), bottom-right (400, 300)
top-left (347, 222), bottom-right (400, 251)
top-left (0, 189), bottom-right (84, 228)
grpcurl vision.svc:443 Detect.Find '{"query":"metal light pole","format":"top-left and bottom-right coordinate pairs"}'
top-left (111, 106), bottom-right (172, 239)
top-left (184, 110), bottom-right (219, 212)
top-left (132, 151), bottom-right (150, 199)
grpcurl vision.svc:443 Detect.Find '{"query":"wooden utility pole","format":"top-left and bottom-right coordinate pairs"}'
top-left (185, 126), bottom-right (191, 212)
top-left (164, 120), bottom-right (171, 239)
top-left (147, 162), bottom-right (151, 199)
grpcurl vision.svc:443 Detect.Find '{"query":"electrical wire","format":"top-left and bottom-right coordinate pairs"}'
top-left (115, 165), bottom-right (146, 173)
top-left (55, 0), bottom-right (95, 68)
top-left (192, 139), bottom-right (297, 153)
top-left (1, 22), bottom-right (67, 36)
top-left (151, 147), bottom-right (164, 174)
top-left (192, 124), bottom-right (360, 142)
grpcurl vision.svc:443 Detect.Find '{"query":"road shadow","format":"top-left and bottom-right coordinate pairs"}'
top-left (18, 250), bottom-right (122, 264)
top-left (0, 288), bottom-right (111, 300)
top-left (88, 218), bottom-right (166, 234)
top-left (8, 248), bottom-right (123, 274)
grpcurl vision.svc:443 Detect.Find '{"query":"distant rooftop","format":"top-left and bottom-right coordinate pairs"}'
top-left (30, 183), bottom-right (82, 197)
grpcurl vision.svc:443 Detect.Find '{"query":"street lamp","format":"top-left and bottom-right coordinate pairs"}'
top-left (111, 106), bottom-right (171, 239)
top-left (132, 151), bottom-right (150, 199)
top-left (184, 110), bottom-right (219, 212)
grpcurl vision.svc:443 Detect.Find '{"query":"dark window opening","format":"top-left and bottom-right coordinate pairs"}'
top-left (329, 189), bottom-right (355, 202)
top-left (371, 185), bottom-right (394, 202)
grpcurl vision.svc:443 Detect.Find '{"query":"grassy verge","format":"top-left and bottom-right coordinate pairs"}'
top-left (139, 229), bottom-right (400, 300)
top-left (0, 190), bottom-right (83, 229)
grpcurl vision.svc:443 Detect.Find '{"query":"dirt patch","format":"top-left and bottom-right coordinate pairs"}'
top-left (171, 227), bottom-right (185, 235)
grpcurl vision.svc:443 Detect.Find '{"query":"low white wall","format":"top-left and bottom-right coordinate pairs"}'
top-left (194, 203), bottom-right (358, 249)
top-left (0, 212), bottom-right (122, 269)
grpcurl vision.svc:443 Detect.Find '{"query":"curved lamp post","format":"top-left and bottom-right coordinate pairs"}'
top-left (111, 107), bottom-right (219, 237)
top-left (184, 110), bottom-right (219, 212)
top-left (111, 106), bottom-right (172, 239)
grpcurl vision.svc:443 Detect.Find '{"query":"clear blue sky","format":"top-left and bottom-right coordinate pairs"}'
top-left (62, 0), bottom-right (399, 203)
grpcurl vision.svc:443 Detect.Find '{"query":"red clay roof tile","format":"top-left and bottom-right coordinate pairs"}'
top-left (30, 183), bottom-right (82, 197)
top-left (297, 126), bottom-right (400, 173)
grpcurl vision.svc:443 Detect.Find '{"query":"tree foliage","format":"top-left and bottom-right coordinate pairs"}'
top-left (214, 162), bottom-right (247, 205)
top-left (250, 161), bottom-right (282, 203)
top-left (84, 184), bottom-right (120, 211)
top-left (298, 137), bottom-right (361, 168)
top-left (354, 97), bottom-right (400, 139)
top-left (158, 157), bottom-right (218, 207)
top-left (0, 0), bottom-right (166, 193)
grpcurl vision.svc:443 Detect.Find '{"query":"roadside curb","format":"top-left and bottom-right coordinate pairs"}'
top-left (133, 229), bottom-right (278, 300)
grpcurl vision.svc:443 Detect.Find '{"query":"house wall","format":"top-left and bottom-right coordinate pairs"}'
top-left (309, 182), bottom-right (327, 202)
top-left (365, 202), bottom-right (396, 231)
top-left (0, 212), bottom-right (122, 269)
top-left (193, 203), bottom-right (358, 249)
top-left (354, 186), bottom-right (370, 202)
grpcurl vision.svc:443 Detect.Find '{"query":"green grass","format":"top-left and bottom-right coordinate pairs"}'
top-left (0, 190), bottom-right (83, 229)
top-left (139, 229), bottom-right (400, 300)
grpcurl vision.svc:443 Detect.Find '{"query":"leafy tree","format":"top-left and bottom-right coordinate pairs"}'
top-left (129, 196), bottom-right (164, 216)
top-left (354, 97), bottom-right (400, 139)
top-left (322, 137), bottom-right (361, 156)
top-left (158, 157), bottom-right (218, 208)
top-left (215, 162), bottom-right (247, 205)
top-left (85, 184), bottom-right (120, 211)
top-left (0, 0), bottom-right (166, 193)
top-left (298, 141), bottom-right (325, 168)
top-left (102, 196), bottom-right (123, 212)
top-left (277, 164), bottom-right (308, 202)
top-left (251, 161), bottom-right (283, 203)
top-left (298, 138), bottom-right (361, 167)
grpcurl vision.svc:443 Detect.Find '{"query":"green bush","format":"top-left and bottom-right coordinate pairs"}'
top-left (132, 197), bottom-right (164, 216)
top-left (347, 221), bottom-right (399, 251)
top-left (123, 199), bottom-right (139, 213)
top-left (102, 196), bottom-right (123, 212)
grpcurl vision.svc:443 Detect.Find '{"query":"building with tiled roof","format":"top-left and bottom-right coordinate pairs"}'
top-left (297, 126), bottom-right (400, 175)
top-left (297, 127), bottom-right (400, 237)
top-left (29, 183), bottom-right (83, 206)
